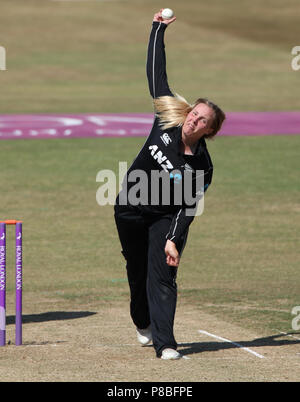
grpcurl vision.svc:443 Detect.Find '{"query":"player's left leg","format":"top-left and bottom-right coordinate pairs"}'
top-left (146, 217), bottom-right (188, 358)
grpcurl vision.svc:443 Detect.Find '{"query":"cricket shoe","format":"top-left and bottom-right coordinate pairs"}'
top-left (161, 348), bottom-right (182, 360)
top-left (136, 325), bottom-right (152, 346)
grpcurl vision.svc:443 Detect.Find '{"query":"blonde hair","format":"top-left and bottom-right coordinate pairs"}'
top-left (153, 94), bottom-right (226, 139)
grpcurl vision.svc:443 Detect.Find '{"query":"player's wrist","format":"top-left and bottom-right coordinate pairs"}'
top-left (152, 21), bottom-right (168, 28)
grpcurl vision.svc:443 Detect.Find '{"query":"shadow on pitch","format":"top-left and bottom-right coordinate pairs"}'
top-left (178, 332), bottom-right (300, 356)
top-left (6, 311), bottom-right (97, 325)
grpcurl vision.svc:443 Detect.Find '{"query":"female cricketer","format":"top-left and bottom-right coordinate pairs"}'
top-left (114, 10), bottom-right (226, 360)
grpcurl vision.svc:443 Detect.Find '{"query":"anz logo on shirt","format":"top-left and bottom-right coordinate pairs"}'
top-left (149, 144), bottom-right (183, 183)
top-left (149, 145), bottom-right (174, 172)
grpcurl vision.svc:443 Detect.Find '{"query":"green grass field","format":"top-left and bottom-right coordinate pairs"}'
top-left (0, 0), bottom-right (299, 382)
top-left (1, 0), bottom-right (300, 113)
top-left (1, 134), bottom-right (299, 335)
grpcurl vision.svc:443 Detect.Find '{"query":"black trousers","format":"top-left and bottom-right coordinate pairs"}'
top-left (114, 204), bottom-right (188, 357)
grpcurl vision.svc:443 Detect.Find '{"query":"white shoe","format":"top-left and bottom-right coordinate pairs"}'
top-left (136, 326), bottom-right (152, 346)
top-left (161, 348), bottom-right (182, 360)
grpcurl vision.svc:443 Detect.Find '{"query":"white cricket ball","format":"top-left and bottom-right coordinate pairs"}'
top-left (161, 8), bottom-right (174, 20)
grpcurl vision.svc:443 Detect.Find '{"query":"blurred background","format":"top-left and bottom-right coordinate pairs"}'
top-left (1, 0), bottom-right (299, 113)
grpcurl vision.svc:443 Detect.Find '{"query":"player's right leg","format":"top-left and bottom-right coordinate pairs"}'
top-left (114, 205), bottom-right (151, 332)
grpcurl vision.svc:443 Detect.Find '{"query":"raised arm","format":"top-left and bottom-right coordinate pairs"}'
top-left (146, 10), bottom-right (176, 99)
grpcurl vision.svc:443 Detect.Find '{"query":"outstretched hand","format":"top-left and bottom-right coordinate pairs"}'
top-left (153, 9), bottom-right (176, 25)
top-left (165, 240), bottom-right (180, 267)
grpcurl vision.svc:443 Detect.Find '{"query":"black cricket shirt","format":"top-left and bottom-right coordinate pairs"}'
top-left (116, 21), bottom-right (214, 245)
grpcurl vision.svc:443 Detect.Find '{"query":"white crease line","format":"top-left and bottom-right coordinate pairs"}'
top-left (94, 343), bottom-right (137, 347)
top-left (279, 331), bottom-right (300, 341)
top-left (198, 330), bottom-right (265, 359)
